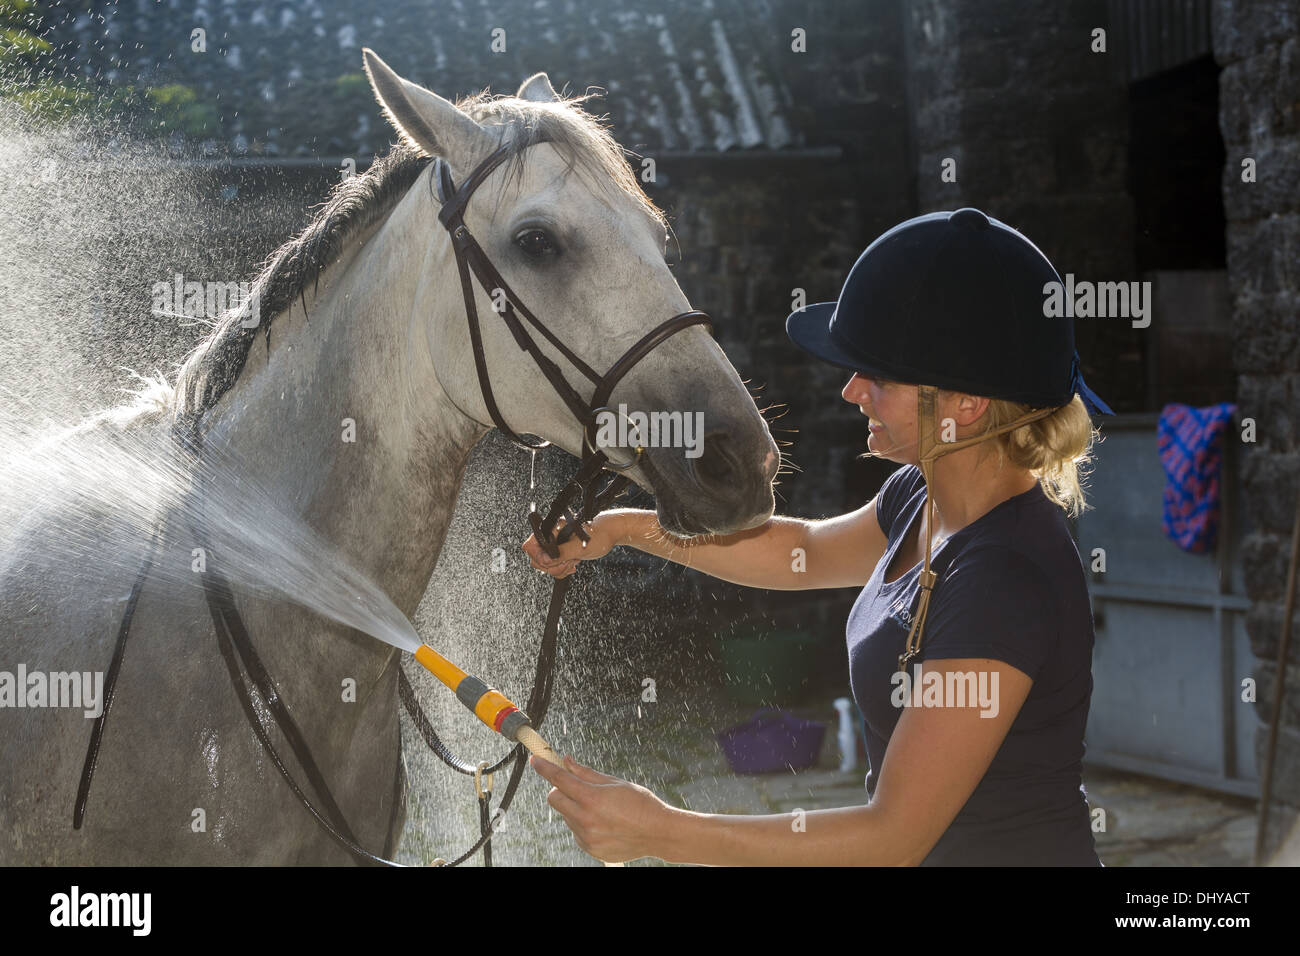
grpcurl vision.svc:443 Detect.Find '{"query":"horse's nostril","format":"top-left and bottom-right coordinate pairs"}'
top-left (692, 432), bottom-right (742, 489)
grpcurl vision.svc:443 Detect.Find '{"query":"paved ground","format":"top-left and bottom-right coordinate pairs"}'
top-left (400, 689), bottom-right (1267, 866)
top-left (1084, 767), bottom-right (1258, 867)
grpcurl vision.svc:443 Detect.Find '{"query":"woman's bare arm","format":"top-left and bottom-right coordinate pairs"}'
top-left (534, 658), bottom-right (1034, 865)
top-left (653, 659), bottom-right (1033, 865)
top-left (567, 499), bottom-right (889, 591)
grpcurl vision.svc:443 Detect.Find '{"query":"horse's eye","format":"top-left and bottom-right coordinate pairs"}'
top-left (515, 228), bottom-right (558, 259)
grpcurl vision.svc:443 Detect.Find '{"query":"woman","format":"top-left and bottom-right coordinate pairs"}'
top-left (523, 208), bottom-right (1113, 865)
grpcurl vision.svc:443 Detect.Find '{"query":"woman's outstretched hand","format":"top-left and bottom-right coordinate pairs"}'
top-left (521, 513), bottom-right (620, 578)
top-left (529, 753), bottom-right (675, 864)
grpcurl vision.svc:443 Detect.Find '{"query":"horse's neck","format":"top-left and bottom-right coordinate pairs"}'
top-left (198, 176), bottom-right (485, 620)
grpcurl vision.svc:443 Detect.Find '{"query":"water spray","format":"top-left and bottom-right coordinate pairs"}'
top-left (409, 636), bottom-right (625, 867)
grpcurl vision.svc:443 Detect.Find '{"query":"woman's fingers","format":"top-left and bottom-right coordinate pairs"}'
top-left (563, 754), bottom-right (619, 783)
top-left (522, 525), bottom-right (588, 578)
top-left (545, 785), bottom-right (585, 820)
top-left (526, 549), bottom-right (580, 578)
top-left (522, 534), bottom-right (560, 565)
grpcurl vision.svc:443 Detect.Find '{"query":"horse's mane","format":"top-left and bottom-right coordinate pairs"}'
top-left (167, 84), bottom-right (664, 434)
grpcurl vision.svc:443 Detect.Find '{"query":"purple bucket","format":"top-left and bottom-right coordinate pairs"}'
top-left (716, 709), bottom-right (827, 774)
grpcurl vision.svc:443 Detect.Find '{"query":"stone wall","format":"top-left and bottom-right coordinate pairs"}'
top-left (639, 0), bottom-right (914, 635)
top-left (659, 0), bottom-right (913, 521)
top-left (1214, 0), bottom-right (1300, 857)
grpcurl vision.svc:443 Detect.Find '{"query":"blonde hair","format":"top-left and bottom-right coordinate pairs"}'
top-left (969, 394), bottom-right (1099, 517)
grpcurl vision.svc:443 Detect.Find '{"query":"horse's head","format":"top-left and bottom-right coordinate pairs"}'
top-left (363, 50), bottom-right (777, 536)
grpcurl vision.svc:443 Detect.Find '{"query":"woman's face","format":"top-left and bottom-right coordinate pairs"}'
top-left (842, 373), bottom-right (919, 464)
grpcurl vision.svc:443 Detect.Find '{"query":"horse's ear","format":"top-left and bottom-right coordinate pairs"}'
top-left (517, 72), bottom-right (560, 103)
top-left (362, 48), bottom-right (491, 163)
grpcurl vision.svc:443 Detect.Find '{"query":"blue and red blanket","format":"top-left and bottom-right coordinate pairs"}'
top-left (1156, 402), bottom-right (1237, 553)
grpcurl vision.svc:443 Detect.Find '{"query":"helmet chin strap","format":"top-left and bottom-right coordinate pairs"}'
top-left (897, 385), bottom-right (1058, 672)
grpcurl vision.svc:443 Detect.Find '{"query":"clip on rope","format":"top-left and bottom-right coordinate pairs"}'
top-left (409, 643), bottom-right (624, 866)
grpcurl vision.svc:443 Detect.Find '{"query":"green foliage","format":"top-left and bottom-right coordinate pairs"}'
top-left (1, 0), bottom-right (71, 119)
top-left (0, 0), bottom-right (48, 67)
top-left (5, 79), bottom-right (92, 120)
top-left (333, 72), bottom-right (369, 100)
top-left (0, 25), bottom-right (49, 62)
top-left (3, 74), bottom-right (221, 139)
top-left (143, 83), bottom-right (219, 137)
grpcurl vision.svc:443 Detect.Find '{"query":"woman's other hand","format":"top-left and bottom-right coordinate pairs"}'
top-left (529, 753), bottom-right (675, 864)
top-left (522, 513), bottom-right (621, 578)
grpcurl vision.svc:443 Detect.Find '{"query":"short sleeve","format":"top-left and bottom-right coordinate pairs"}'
top-left (917, 545), bottom-right (1060, 681)
top-left (873, 465), bottom-right (924, 538)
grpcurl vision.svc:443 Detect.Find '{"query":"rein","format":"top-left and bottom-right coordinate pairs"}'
top-left (73, 133), bottom-right (713, 867)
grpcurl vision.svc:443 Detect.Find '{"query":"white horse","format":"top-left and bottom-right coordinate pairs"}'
top-left (0, 50), bottom-right (777, 864)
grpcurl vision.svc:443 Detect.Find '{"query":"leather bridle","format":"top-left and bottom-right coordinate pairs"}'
top-left (431, 134), bottom-right (712, 555)
top-left (74, 134), bottom-right (714, 867)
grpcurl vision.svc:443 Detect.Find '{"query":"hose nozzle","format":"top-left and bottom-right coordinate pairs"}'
top-left (412, 644), bottom-right (563, 766)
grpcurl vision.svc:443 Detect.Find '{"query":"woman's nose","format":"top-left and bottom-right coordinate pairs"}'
top-left (842, 373), bottom-right (869, 404)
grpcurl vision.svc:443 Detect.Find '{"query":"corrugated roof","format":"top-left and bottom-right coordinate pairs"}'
top-left (47, 0), bottom-right (807, 158)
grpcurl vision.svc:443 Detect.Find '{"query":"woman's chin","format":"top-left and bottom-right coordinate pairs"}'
top-left (867, 431), bottom-right (909, 464)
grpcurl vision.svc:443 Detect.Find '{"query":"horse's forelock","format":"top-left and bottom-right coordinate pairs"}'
top-left (455, 89), bottom-right (666, 230)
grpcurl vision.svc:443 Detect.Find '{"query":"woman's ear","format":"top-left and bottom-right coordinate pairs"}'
top-left (971, 395), bottom-right (993, 425)
top-left (948, 391), bottom-right (990, 426)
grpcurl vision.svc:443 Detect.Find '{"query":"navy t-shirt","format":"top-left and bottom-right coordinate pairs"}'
top-left (847, 465), bottom-right (1100, 866)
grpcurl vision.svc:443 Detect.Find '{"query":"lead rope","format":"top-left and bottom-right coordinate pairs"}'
top-left (474, 761), bottom-right (495, 866)
top-left (897, 386), bottom-right (1059, 670)
top-left (390, 464), bottom-right (632, 868)
top-left (397, 568), bottom-right (568, 866)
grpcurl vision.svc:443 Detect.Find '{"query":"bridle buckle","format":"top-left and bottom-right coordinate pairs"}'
top-left (583, 405), bottom-right (645, 473)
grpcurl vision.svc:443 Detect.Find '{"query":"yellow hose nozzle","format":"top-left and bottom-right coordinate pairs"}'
top-left (411, 643), bottom-right (624, 866)
top-left (413, 643), bottom-right (466, 689)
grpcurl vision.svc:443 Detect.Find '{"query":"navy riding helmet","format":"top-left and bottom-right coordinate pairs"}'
top-left (785, 207), bottom-right (1114, 416)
